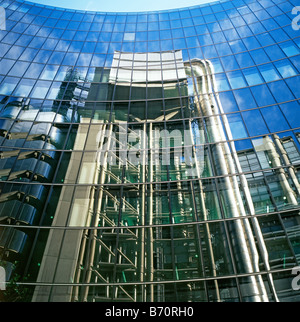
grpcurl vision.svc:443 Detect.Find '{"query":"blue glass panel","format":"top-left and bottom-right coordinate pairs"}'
top-left (280, 101), bottom-right (300, 128)
top-left (251, 84), bottom-right (276, 106)
top-left (68, 41), bottom-right (84, 52)
top-left (172, 28), bottom-right (184, 38)
top-left (235, 52), bottom-right (255, 68)
top-left (186, 36), bottom-right (200, 48)
top-left (202, 45), bottom-right (218, 59)
top-left (188, 47), bottom-right (202, 59)
top-left (289, 56), bottom-right (300, 73)
top-left (250, 48), bottom-right (270, 64)
top-left (91, 54), bottom-right (106, 67)
top-left (280, 41), bottom-right (300, 56)
top-left (30, 80), bottom-right (51, 99)
top-left (173, 38), bottom-right (186, 49)
top-left (215, 43), bottom-right (232, 56)
top-left (243, 67), bottom-right (263, 86)
top-left (256, 32), bottom-right (274, 46)
top-left (227, 113), bottom-right (248, 139)
top-left (223, 28), bottom-right (240, 41)
top-left (236, 25), bottom-right (253, 38)
top-left (258, 63), bottom-right (281, 82)
top-left (134, 42), bottom-right (147, 52)
top-left (15, 34), bottom-right (33, 47)
top-left (122, 42), bottom-right (135, 52)
top-left (181, 18), bottom-right (194, 27)
top-left (269, 28), bottom-right (290, 43)
top-left (228, 39), bottom-right (246, 54)
top-left (294, 38), bottom-right (300, 49)
top-left (210, 58), bottom-right (224, 73)
top-left (4, 46), bottom-right (24, 60)
top-left (268, 80), bottom-right (295, 103)
top-left (242, 36), bottom-right (260, 50)
top-left (220, 56), bottom-right (239, 72)
top-left (227, 70), bottom-right (247, 89)
top-left (207, 22), bottom-right (221, 33)
top-left (274, 59), bottom-right (297, 78)
top-left (19, 47), bottom-right (39, 62)
top-left (48, 52), bottom-right (65, 65)
top-left (249, 22), bottom-right (266, 34)
top-left (285, 76), bottom-right (300, 99)
top-left (14, 78), bottom-right (35, 97)
top-left (218, 91), bottom-right (239, 112)
top-left (198, 34), bottom-right (213, 46)
top-left (264, 44), bottom-right (285, 61)
top-left (261, 105), bottom-right (290, 132)
top-left (160, 30), bottom-right (172, 40)
top-left (219, 20), bottom-right (234, 31)
top-left (211, 32), bottom-right (226, 44)
top-left (40, 65), bottom-right (59, 80)
top-left (25, 62), bottom-right (44, 78)
top-left (195, 25), bottom-right (209, 35)
top-left (242, 109), bottom-right (268, 136)
top-left (214, 73), bottom-right (230, 91)
top-left (231, 16), bottom-right (246, 28)
top-left (261, 18), bottom-right (279, 31)
top-left (243, 13), bottom-right (258, 24)
top-left (233, 87), bottom-right (257, 110)
top-left (160, 21), bottom-right (171, 30)
top-left (0, 76), bottom-right (19, 95)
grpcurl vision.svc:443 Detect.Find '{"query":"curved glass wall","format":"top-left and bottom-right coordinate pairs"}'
top-left (0, 0), bottom-right (299, 302)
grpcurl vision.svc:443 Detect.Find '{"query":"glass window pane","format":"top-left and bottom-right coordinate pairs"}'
top-left (243, 67), bottom-right (263, 86)
top-left (8, 61), bottom-right (30, 77)
top-left (264, 44), bottom-right (285, 61)
top-left (25, 63), bottom-right (44, 79)
top-left (250, 48), bottom-right (270, 64)
top-left (260, 106), bottom-right (290, 132)
top-left (280, 41), bottom-right (300, 57)
top-left (30, 80), bottom-right (51, 99)
top-left (220, 55), bottom-right (239, 71)
top-left (242, 109), bottom-right (268, 136)
top-left (214, 73), bottom-right (230, 91)
top-left (218, 91), bottom-right (239, 112)
top-left (280, 101), bottom-right (300, 128)
top-left (40, 65), bottom-right (59, 80)
top-left (227, 70), bottom-right (247, 89)
top-left (285, 76), bottom-right (300, 100)
top-left (268, 80), bottom-right (295, 103)
top-left (14, 79), bottom-right (35, 97)
top-left (227, 113), bottom-right (248, 139)
top-left (0, 77), bottom-right (19, 95)
top-left (250, 84), bottom-right (276, 106)
top-left (233, 88), bottom-right (257, 110)
top-left (258, 63), bottom-right (281, 82)
top-left (274, 60), bottom-right (297, 78)
top-left (235, 52), bottom-right (255, 68)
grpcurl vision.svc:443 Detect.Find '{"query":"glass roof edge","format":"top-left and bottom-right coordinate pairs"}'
top-left (20, 0), bottom-right (229, 15)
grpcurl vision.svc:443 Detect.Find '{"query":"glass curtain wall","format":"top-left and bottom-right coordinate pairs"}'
top-left (0, 0), bottom-right (299, 302)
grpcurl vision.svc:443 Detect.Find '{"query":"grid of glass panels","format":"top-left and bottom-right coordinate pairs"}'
top-left (0, 0), bottom-right (299, 302)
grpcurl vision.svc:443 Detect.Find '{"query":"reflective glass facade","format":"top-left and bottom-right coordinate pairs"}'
top-left (0, 0), bottom-right (299, 302)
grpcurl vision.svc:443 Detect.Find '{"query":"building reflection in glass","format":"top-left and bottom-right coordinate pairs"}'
top-left (0, 47), bottom-right (299, 302)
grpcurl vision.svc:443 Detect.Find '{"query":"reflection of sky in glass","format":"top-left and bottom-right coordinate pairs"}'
top-left (0, 0), bottom-right (298, 140)
top-left (227, 114), bottom-right (247, 139)
top-left (243, 67), bottom-right (263, 86)
top-left (260, 106), bottom-right (289, 132)
top-left (0, 0), bottom-right (299, 305)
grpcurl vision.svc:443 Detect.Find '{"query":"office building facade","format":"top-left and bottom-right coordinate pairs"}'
top-left (0, 0), bottom-right (299, 302)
